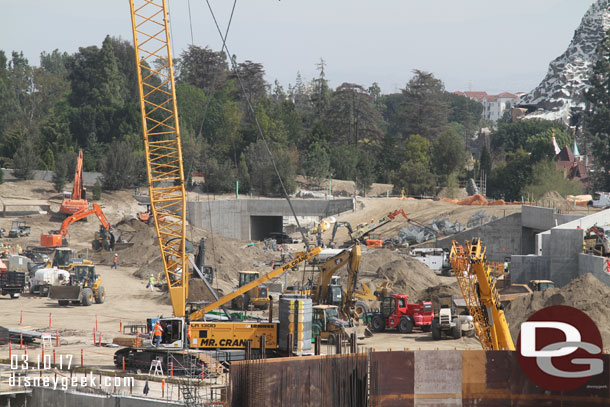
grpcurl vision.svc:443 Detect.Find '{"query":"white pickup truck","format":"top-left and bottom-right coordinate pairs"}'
top-left (588, 192), bottom-right (610, 208)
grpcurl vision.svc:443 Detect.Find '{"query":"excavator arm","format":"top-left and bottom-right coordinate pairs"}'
top-left (351, 209), bottom-right (410, 241)
top-left (450, 239), bottom-right (514, 351)
top-left (72, 149), bottom-right (83, 201)
top-left (58, 203), bottom-right (111, 237)
top-left (342, 244), bottom-right (362, 316)
top-left (189, 247), bottom-right (322, 320)
top-left (314, 248), bottom-right (353, 304)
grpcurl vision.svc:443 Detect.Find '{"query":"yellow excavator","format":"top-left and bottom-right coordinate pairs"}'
top-left (448, 238), bottom-right (514, 350)
top-left (114, 0), bottom-right (322, 372)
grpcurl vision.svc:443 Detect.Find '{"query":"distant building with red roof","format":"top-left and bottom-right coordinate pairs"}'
top-left (555, 145), bottom-right (588, 185)
top-left (455, 91), bottom-right (520, 121)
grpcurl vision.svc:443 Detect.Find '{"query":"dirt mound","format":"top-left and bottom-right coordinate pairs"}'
top-left (457, 194), bottom-right (488, 206)
top-left (357, 249), bottom-right (442, 298)
top-left (414, 281), bottom-right (462, 303)
top-left (537, 191), bottom-right (571, 211)
top-left (505, 274), bottom-right (610, 346)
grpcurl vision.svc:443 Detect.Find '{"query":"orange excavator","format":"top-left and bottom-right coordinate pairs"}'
top-left (41, 203), bottom-right (123, 250)
top-left (59, 149), bottom-right (88, 216)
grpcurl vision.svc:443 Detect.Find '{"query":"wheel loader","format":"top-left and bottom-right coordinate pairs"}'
top-left (231, 271), bottom-right (270, 310)
top-left (48, 264), bottom-right (105, 306)
top-left (312, 305), bottom-right (368, 343)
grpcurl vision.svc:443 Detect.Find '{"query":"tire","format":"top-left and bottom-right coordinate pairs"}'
top-left (95, 287), bottom-right (105, 304)
top-left (354, 301), bottom-right (369, 319)
top-left (452, 322), bottom-right (462, 339)
top-left (234, 294), bottom-right (249, 310)
top-left (421, 324), bottom-right (431, 332)
top-left (327, 334), bottom-right (337, 345)
top-left (81, 288), bottom-right (94, 306)
top-left (431, 318), bottom-right (441, 340)
top-left (58, 300), bottom-right (69, 306)
top-left (371, 314), bottom-right (385, 333)
top-left (398, 316), bottom-right (414, 334)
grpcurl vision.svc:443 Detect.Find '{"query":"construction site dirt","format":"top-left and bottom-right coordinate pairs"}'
top-left (0, 180), bottom-right (598, 371)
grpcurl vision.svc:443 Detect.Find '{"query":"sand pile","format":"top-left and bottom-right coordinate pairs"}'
top-left (537, 191), bottom-right (571, 211)
top-left (457, 194), bottom-right (488, 206)
top-left (505, 274), bottom-right (610, 346)
top-left (357, 249), bottom-right (442, 299)
top-left (414, 281), bottom-right (462, 303)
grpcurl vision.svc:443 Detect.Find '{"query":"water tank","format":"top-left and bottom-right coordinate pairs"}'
top-left (279, 294), bottom-right (312, 353)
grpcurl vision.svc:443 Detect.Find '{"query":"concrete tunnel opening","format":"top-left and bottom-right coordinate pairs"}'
top-left (250, 215), bottom-right (283, 241)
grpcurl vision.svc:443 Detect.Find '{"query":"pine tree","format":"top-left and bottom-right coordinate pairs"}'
top-left (585, 29), bottom-right (610, 189)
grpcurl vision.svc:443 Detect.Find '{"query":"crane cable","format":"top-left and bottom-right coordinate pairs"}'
top-left (204, 0), bottom-right (311, 248)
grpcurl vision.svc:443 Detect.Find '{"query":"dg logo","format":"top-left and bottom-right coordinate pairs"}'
top-left (517, 305), bottom-right (604, 391)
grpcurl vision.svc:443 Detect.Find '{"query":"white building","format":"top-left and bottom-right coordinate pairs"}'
top-left (455, 91), bottom-right (522, 122)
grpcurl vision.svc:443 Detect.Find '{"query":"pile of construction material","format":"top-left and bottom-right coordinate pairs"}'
top-left (505, 273), bottom-right (610, 346)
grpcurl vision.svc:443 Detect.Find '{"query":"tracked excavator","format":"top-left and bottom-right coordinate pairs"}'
top-left (113, 0), bottom-right (322, 374)
top-left (40, 203), bottom-right (127, 251)
top-left (59, 149), bottom-right (88, 216)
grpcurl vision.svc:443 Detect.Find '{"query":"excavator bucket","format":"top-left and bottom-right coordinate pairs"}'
top-left (345, 324), bottom-right (372, 339)
top-left (49, 286), bottom-right (82, 301)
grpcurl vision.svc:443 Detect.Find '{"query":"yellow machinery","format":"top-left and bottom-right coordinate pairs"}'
top-left (49, 264), bottom-right (105, 306)
top-left (449, 239), bottom-right (514, 350)
top-left (231, 271), bottom-right (270, 310)
top-left (113, 1), bottom-right (323, 373)
top-left (312, 305), bottom-right (361, 344)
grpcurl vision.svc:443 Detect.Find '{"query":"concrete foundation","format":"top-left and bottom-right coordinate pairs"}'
top-left (187, 198), bottom-right (354, 241)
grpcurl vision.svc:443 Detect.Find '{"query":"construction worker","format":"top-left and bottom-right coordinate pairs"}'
top-left (153, 320), bottom-right (163, 347)
top-left (112, 253), bottom-right (118, 270)
top-left (147, 274), bottom-right (156, 291)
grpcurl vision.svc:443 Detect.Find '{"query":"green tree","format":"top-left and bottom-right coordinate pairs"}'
top-left (487, 149), bottom-right (532, 201)
top-left (12, 139), bottom-right (37, 180)
top-left (355, 152), bottom-right (375, 196)
top-left (178, 45), bottom-right (228, 94)
top-left (330, 145), bottom-right (359, 181)
top-left (237, 153), bottom-right (250, 193)
top-left (404, 134), bottom-right (431, 165)
top-left (523, 160), bottom-right (584, 200)
top-left (392, 160), bottom-right (436, 196)
top-left (325, 83), bottom-right (384, 150)
top-left (52, 151), bottom-right (69, 192)
top-left (525, 128), bottom-right (571, 162)
top-left (431, 128), bottom-right (465, 182)
top-left (480, 143), bottom-right (492, 177)
top-left (491, 120), bottom-right (565, 153)
top-left (246, 140), bottom-right (296, 196)
top-left (302, 140), bottom-right (331, 185)
top-left (101, 140), bottom-right (137, 189)
top-left (585, 28), bottom-right (610, 189)
top-left (400, 70), bottom-right (448, 140)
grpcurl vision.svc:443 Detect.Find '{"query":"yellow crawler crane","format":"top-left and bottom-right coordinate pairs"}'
top-left (449, 239), bottom-right (515, 351)
top-left (129, 0), bottom-right (188, 317)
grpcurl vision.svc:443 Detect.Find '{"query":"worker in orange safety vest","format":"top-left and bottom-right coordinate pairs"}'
top-left (153, 320), bottom-right (163, 347)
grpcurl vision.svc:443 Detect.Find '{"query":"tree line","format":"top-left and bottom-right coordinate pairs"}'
top-left (0, 34), bottom-right (600, 200)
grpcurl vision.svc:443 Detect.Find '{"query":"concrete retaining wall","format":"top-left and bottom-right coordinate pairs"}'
top-left (437, 213), bottom-right (522, 262)
top-left (187, 198), bottom-right (354, 241)
top-left (510, 255), bottom-right (552, 284)
top-left (579, 253), bottom-right (608, 284)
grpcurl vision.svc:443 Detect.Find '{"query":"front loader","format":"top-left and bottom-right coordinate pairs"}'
top-left (49, 264), bottom-right (105, 306)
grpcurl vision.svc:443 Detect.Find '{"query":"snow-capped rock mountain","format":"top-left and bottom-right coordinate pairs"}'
top-left (520, 0), bottom-right (610, 122)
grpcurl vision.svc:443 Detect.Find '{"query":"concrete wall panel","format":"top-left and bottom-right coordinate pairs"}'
top-left (549, 228), bottom-right (583, 287)
top-left (579, 253), bottom-right (608, 284)
top-left (510, 255), bottom-right (551, 284)
top-left (521, 206), bottom-right (554, 230)
top-left (437, 213), bottom-right (522, 262)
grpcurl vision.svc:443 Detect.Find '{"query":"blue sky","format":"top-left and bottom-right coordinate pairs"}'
top-left (0, 0), bottom-right (595, 94)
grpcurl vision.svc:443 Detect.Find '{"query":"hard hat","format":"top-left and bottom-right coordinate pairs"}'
top-left (150, 274), bottom-right (153, 277)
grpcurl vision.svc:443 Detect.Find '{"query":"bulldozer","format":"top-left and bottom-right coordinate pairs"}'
top-left (231, 271), bottom-right (270, 310)
top-left (48, 264), bottom-right (105, 306)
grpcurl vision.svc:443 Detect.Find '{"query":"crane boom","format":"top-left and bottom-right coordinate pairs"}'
top-left (190, 247), bottom-right (322, 320)
top-left (129, 0), bottom-right (188, 317)
top-left (449, 239), bottom-right (514, 351)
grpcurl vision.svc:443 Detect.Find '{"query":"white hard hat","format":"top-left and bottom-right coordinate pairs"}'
top-left (150, 274), bottom-right (153, 276)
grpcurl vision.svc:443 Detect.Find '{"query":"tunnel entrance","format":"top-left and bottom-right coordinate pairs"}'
top-left (250, 216), bottom-right (283, 241)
